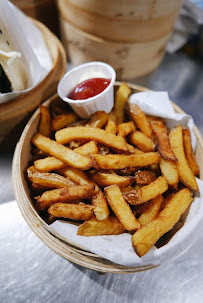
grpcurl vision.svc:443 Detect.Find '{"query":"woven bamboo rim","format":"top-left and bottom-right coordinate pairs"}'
top-left (13, 82), bottom-right (203, 273)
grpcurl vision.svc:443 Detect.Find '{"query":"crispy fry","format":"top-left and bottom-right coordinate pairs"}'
top-left (129, 131), bottom-right (155, 152)
top-left (138, 195), bottom-right (163, 226)
top-left (36, 184), bottom-right (95, 210)
top-left (38, 106), bottom-right (51, 137)
top-left (169, 125), bottom-right (198, 191)
top-left (114, 82), bottom-right (131, 124)
top-left (91, 172), bottom-right (134, 188)
top-left (132, 188), bottom-right (193, 256)
top-left (55, 127), bottom-right (128, 153)
top-left (151, 119), bottom-right (177, 161)
top-left (48, 202), bottom-right (94, 220)
top-left (135, 170), bottom-right (156, 185)
top-left (92, 191), bottom-right (109, 220)
top-left (159, 158), bottom-right (179, 188)
top-left (32, 133), bottom-right (93, 170)
top-left (104, 185), bottom-right (141, 231)
top-left (117, 121), bottom-right (136, 137)
top-left (77, 216), bottom-right (125, 236)
top-left (183, 128), bottom-right (199, 176)
top-left (128, 103), bottom-right (152, 138)
top-left (58, 167), bottom-right (90, 185)
top-left (88, 111), bottom-right (108, 128)
top-left (123, 176), bottom-right (168, 205)
top-left (105, 110), bottom-right (117, 134)
top-left (27, 169), bottom-right (75, 189)
top-left (34, 157), bottom-right (66, 172)
top-left (74, 141), bottom-right (98, 155)
top-left (92, 152), bottom-right (160, 170)
top-left (51, 112), bottom-right (79, 131)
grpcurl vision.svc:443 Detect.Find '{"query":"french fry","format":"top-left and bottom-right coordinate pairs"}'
top-left (92, 152), bottom-right (160, 170)
top-left (114, 82), bottom-right (131, 124)
top-left (169, 125), bottom-right (198, 191)
top-left (88, 111), bottom-right (108, 128)
top-left (123, 176), bottom-right (168, 205)
top-left (104, 185), bottom-right (141, 231)
top-left (129, 130), bottom-right (155, 152)
top-left (36, 184), bottom-right (95, 210)
top-left (55, 127), bottom-right (128, 153)
top-left (51, 112), bottom-right (79, 131)
top-left (27, 169), bottom-right (75, 189)
top-left (159, 158), bottom-right (179, 188)
top-left (105, 110), bottom-right (117, 134)
top-left (117, 121), bottom-right (136, 137)
top-left (77, 216), bottom-right (126, 236)
top-left (91, 171), bottom-right (134, 188)
top-left (34, 157), bottom-right (66, 172)
top-left (38, 106), bottom-right (51, 137)
top-left (132, 188), bottom-right (193, 256)
top-left (58, 167), bottom-right (90, 185)
top-left (48, 202), bottom-right (94, 220)
top-left (92, 190), bottom-right (109, 220)
top-left (32, 133), bottom-right (93, 170)
top-left (150, 119), bottom-right (177, 161)
top-left (74, 141), bottom-right (98, 155)
top-left (135, 170), bottom-right (156, 185)
top-left (183, 128), bottom-right (199, 176)
top-left (138, 195), bottom-right (163, 226)
top-left (128, 103), bottom-right (152, 138)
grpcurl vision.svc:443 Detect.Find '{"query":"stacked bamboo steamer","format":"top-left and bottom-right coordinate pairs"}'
top-left (57, 0), bottom-right (183, 80)
top-left (0, 19), bottom-right (66, 150)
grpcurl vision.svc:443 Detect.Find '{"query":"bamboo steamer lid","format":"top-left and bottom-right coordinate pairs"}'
top-left (0, 19), bottom-right (66, 149)
top-left (13, 83), bottom-right (203, 273)
top-left (57, 0), bottom-right (183, 43)
top-left (59, 17), bottom-right (169, 80)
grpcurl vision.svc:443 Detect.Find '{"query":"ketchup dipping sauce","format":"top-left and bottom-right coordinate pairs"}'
top-left (68, 78), bottom-right (111, 100)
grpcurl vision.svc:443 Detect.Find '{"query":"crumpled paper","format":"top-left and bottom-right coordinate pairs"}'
top-left (50, 91), bottom-right (203, 266)
top-left (0, 1), bottom-right (53, 104)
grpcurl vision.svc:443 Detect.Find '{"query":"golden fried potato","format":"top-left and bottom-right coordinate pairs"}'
top-left (128, 103), bottom-right (152, 138)
top-left (132, 188), bottom-right (193, 256)
top-left (48, 202), bottom-right (94, 220)
top-left (104, 185), bottom-right (141, 231)
top-left (151, 119), bottom-right (177, 161)
top-left (51, 112), bottom-right (79, 131)
top-left (77, 216), bottom-right (126, 236)
top-left (159, 158), bottom-right (179, 188)
top-left (91, 172), bottom-right (134, 188)
top-left (138, 195), bottom-right (163, 226)
top-left (74, 141), bottom-right (98, 155)
top-left (88, 111), bottom-right (108, 128)
top-left (117, 121), bottom-right (136, 137)
top-left (55, 127), bottom-right (128, 153)
top-left (105, 110), bottom-right (117, 134)
top-left (169, 125), bottom-right (198, 191)
top-left (183, 128), bottom-right (199, 176)
top-left (36, 184), bottom-right (95, 210)
top-left (129, 130), bottom-right (155, 152)
top-left (114, 82), bottom-right (131, 124)
top-left (38, 106), bottom-right (51, 137)
top-left (92, 190), bottom-right (109, 220)
top-left (92, 152), bottom-right (160, 170)
top-left (123, 176), bottom-right (168, 205)
top-left (32, 133), bottom-right (94, 170)
top-left (135, 170), bottom-right (156, 185)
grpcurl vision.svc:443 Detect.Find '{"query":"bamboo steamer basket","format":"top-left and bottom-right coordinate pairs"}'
top-left (59, 18), bottom-right (169, 80)
top-left (11, 0), bottom-right (59, 35)
top-left (0, 19), bottom-right (66, 149)
top-left (12, 82), bottom-right (203, 273)
top-left (57, 0), bottom-right (183, 43)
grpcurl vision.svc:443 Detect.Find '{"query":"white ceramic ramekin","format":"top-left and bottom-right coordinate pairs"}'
top-left (57, 61), bottom-right (116, 119)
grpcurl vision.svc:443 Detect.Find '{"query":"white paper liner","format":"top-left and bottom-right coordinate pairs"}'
top-left (0, 1), bottom-right (53, 104)
top-left (50, 91), bottom-right (203, 266)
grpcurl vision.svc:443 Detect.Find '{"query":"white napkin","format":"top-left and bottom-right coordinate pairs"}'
top-left (50, 91), bottom-right (203, 266)
top-left (0, 0), bottom-right (53, 104)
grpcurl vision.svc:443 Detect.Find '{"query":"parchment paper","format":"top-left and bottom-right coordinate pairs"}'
top-left (0, 1), bottom-right (53, 104)
top-left (50, 91), bottom-right (203, 266)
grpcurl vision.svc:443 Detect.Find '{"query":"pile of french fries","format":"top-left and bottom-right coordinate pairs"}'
top-left (27, 82), bottom-right (199, 257)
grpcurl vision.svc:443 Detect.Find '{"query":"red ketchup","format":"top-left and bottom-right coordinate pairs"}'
top-left (68, 78), bottom-right (111, 100)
